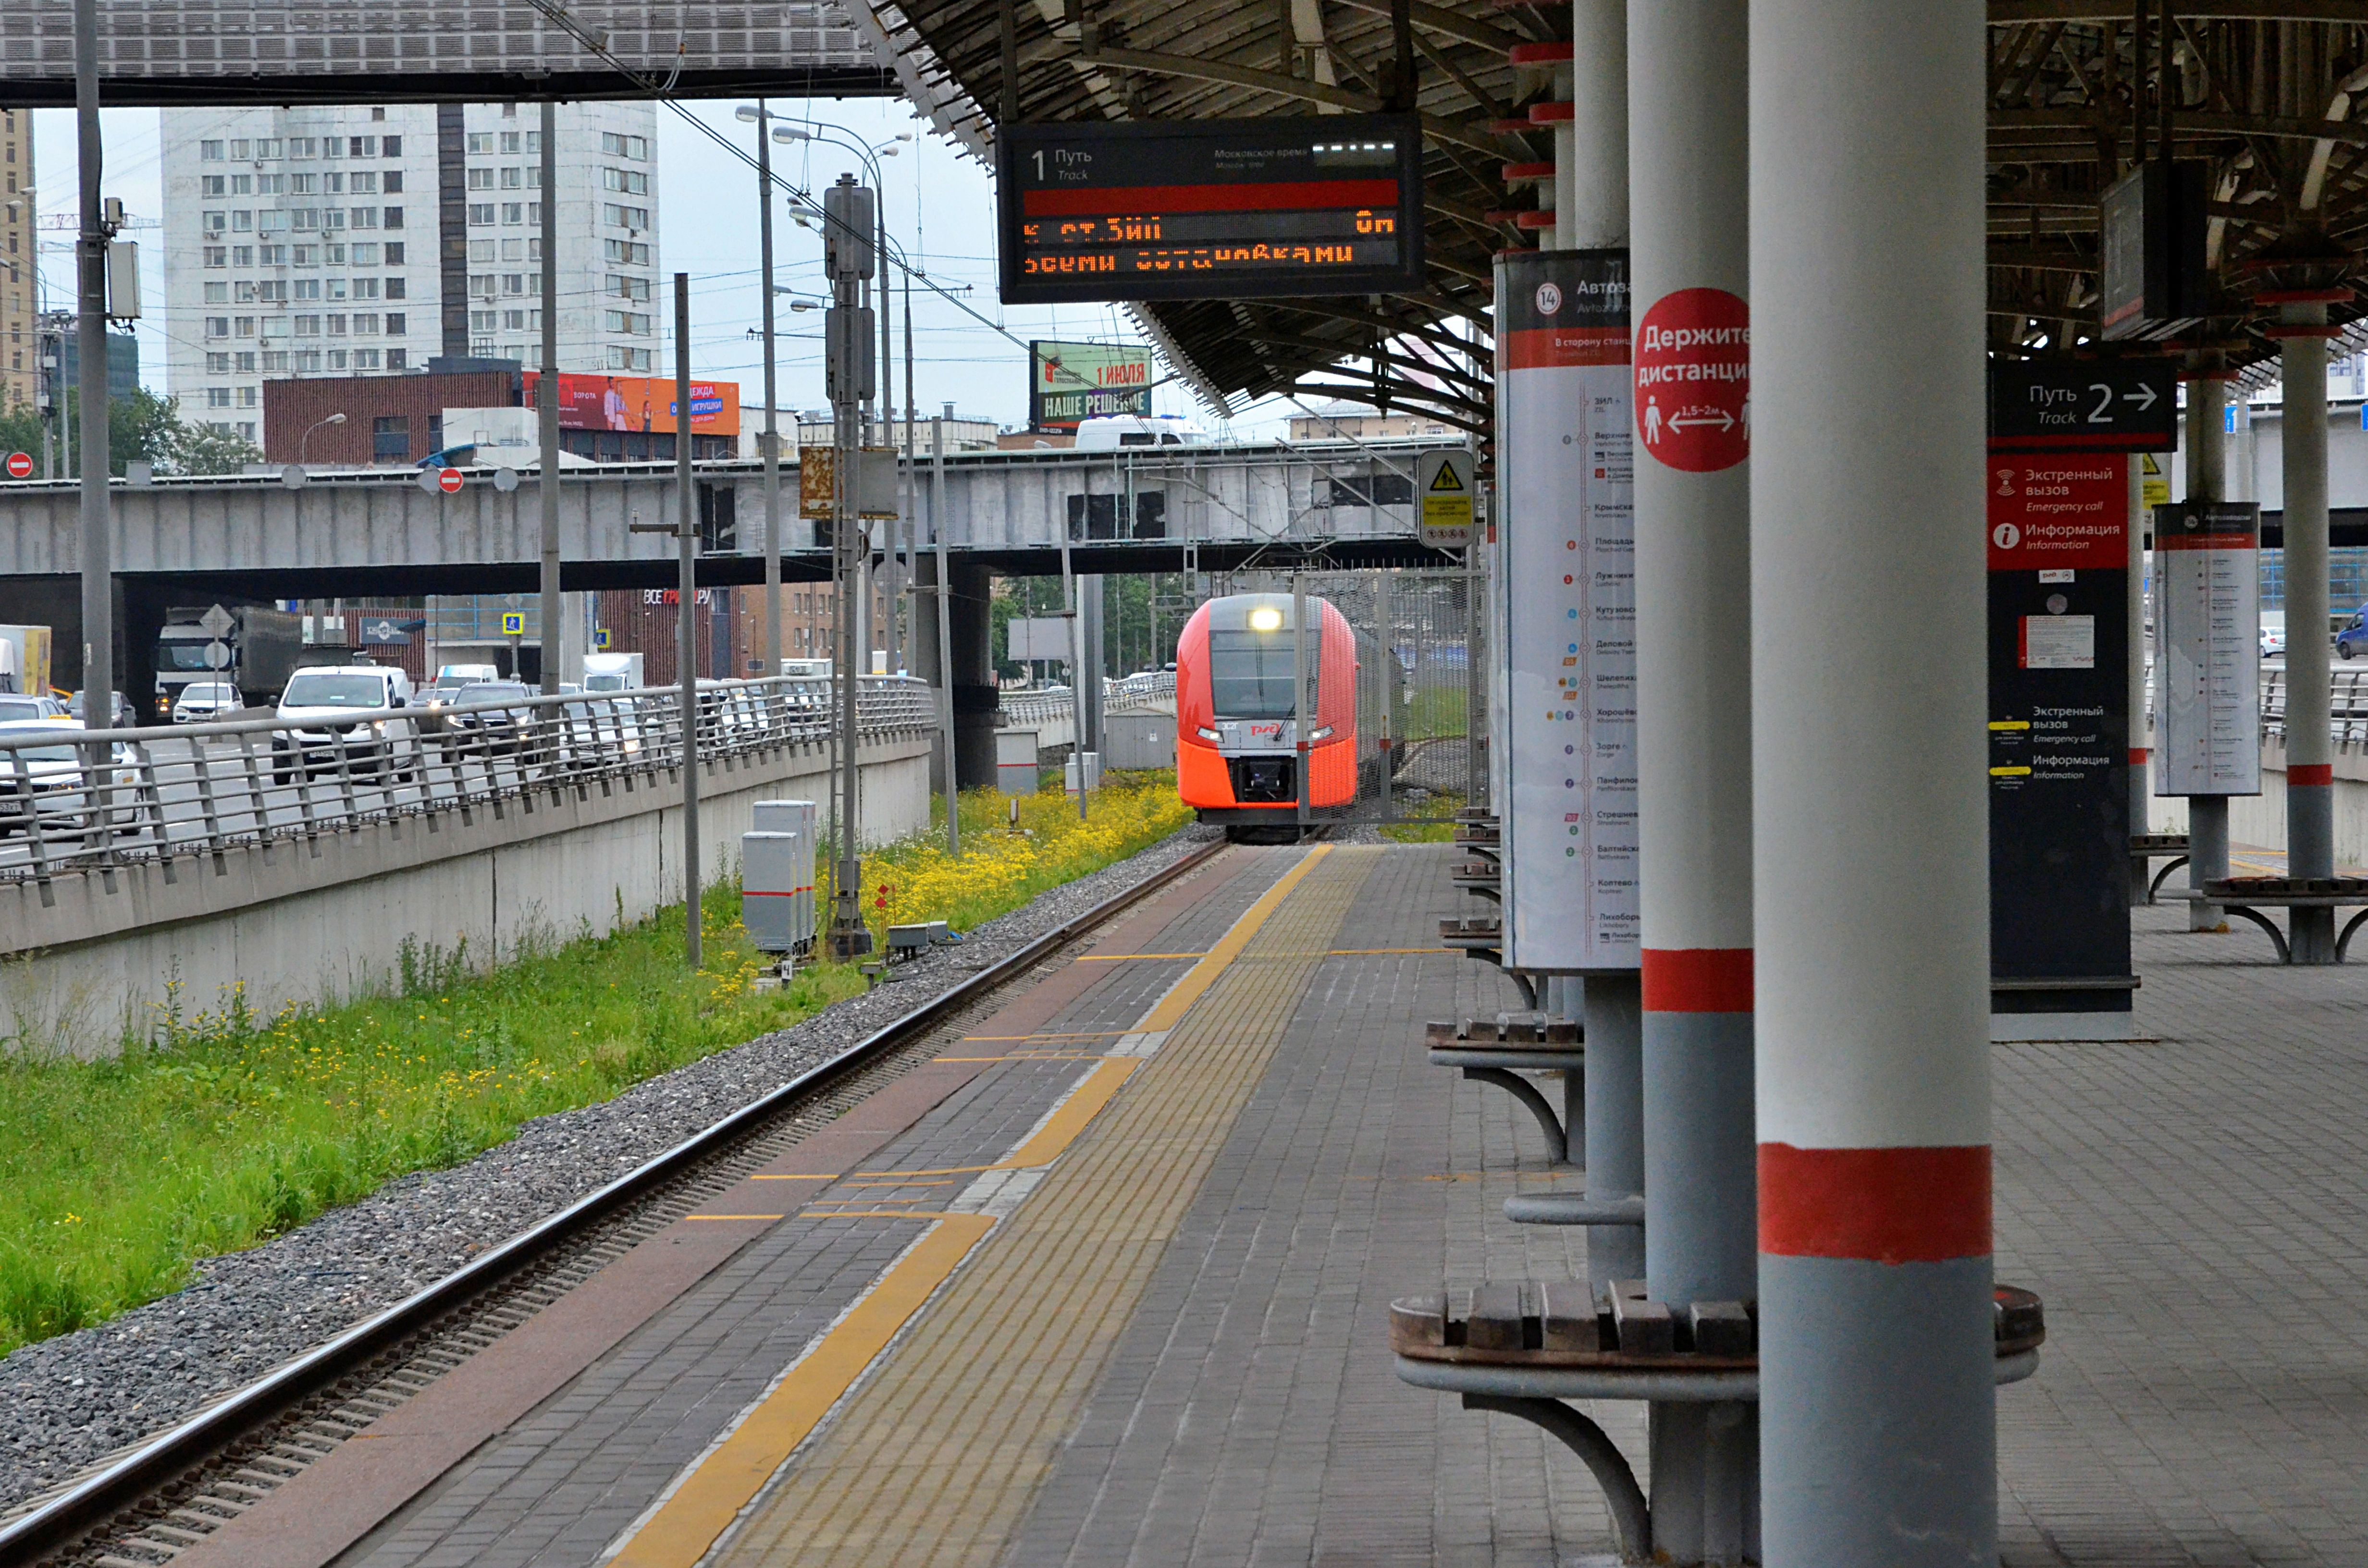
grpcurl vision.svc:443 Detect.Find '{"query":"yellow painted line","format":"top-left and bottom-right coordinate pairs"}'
top-left (955, 1030), bottom-right (1128, 1042)
top-left (1000, 1058), bottom-right (1140, 1169)
top-left (1326, 946), bottom-right (1455, 955)
top-left (830, 1178), bottom-right (957, 1188)
top-left (1137, 845), bottom-right (1332, 1033)
top-left (849, 1163), bottom-right (1003, 1178)
top-left (751, 1174), bottom-right (839, 1182)
top-left (608, 1214), bottom-right (996, 1568)
top-left (685, 1214), bottom-right (787, 1222)
top-left (1074, 951), bottom-right (1209, 961)
top-left (931, 1053), bottom-right (1105, 1063)
top-left (793, 1210), bottom-right (964, 1221)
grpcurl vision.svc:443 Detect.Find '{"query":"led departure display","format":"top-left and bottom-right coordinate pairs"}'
top-left (998, 115), bottom-right (1424, 304)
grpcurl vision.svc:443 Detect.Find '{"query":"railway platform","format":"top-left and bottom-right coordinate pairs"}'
top-left (67, 840), bottom-right (2368, 1568)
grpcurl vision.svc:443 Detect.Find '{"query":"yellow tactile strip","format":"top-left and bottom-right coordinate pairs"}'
top-left (704, 846), bottom-right (1378, 1568)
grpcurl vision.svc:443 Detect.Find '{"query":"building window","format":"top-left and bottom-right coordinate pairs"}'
top-left (607, 345), bottom-right (652, 372)
top-left (234, 316), bottom-right (256, 337)
top-left (466, 133), bottom-right (493, 155)
top-left (232, 245), bottom-right (255, 266)
top-left (322, 137), bottom-right (343, 159)
top-left (500, 166), bottom-right (521, 190)
top-left (237, 385), bottom-right (258, 407)
top-left (602, 204), bottom-right (649, 230)
top-left (604, 239), bottom-right (650, 265)
top-left (237, 422), bottom-right (256, 440)
top-left (349, 171), bottom-right (377, 196)
top-left (230, 174), bottom-right (251, 195)
top-left (322, 172), bottom-right (344, 195)
top-left (201, 140), bottom-right (224, 160)
top-left (326, 314), bottom-right (347, 335)
top-left (351, 242), bottom-right (380, 265)
top-left (201, 175), bottom-right (225, 196)
top-left (382, 172), bottom-right (402, 194)
top-left (231, 210), bottom-right (253, 232)
top-left (604, 310), bottom-right (650, 335)
top-left (501, 202), bottom-right (523, 225)
top-left (386, 347), bottom-right (407, 370)
top-left (385, 242), bottom-right (405, 264)
top-left (372, 415), bottom-right (409, 460)
top-left (503, 308), bottom-right (526, 331)
top-left (385, 312), bottom-right (405, 335)
top-left (257, 210), bottom-right (289, 234)
top-left (205, 316), bottom-right (230, 338)
top-left (325, 278), bottom-right (347, 301)
top-left (383, 207), bottom-right (403, 230)
top-left (261, 351), bottom-right (288, 372)
top-left (323, 241), bottom-right (346, 263)
top-left (469, 274), bottom-right (495, 299)
top-left (352, 348), bottom-right (381, 370)
top-left (205, 352), bottom-right (230, 373)
top-left (467, 167), bottom-right (493, 191)
top-left (349, 135), bottom-right (377, 157)
top-left (206, 387), bottom-right (231, 407)
top-left (382, 135), bottom-right (401, 156)
top-left (288, 172), bottom-right (316, 196)
top-left (526, 166), bottom-right (541, 190)
top-left (327, 350), bottom-right (347, 370)
top-left (470, 308), bottom-right (497, 332)
top-left (204, 282), bottom-right (229, 303)
top-left (384, 277), bottom-right (405, 301)
top-left (257, 280), bottom-right (287, 303)
top-left (294, 314), bottom-right (320, 336)
top-left (601, 132), bottom-right (649, 160)
top-left (256, 138), bottom-right (282, 159)
top-left (234, 351), bottom-right (256, 372)
top-left (610, 274), bottom-right (650, 301)
top-left (349, 206), bottom-right (378, 230)
top-left (353, 278), bottom-right (380, 300)
top-left (602, 167), bottom-right (649, 196)
top-left (469, 203), bottom-right (494, 226)
top-left (203, 210), bottom-right (226, 233)
top-left (294, 279), bottom-right (320, 300)
top-left (292, 245), bottom-right (316, 267)
top-left (295, 349), bottom-right (323, 372)
top-left (230, 139), bottom-right (250, 159)
top-left (500, 130), bottom-right (521, 153)
top-left (502, 273), bottom-right (525, 295)
top-left (259, 244), bottom-right (287, 265)
top-left (257, 172), bottom-right (285, 196)
top-left (469, 239), bottom-right (494, 264)
top-left (352, 313), bottom-right (379, 334)
top-left (203, 245), bottom-right (227, 267)
top-left (289, 137), bottom-right (316, 159)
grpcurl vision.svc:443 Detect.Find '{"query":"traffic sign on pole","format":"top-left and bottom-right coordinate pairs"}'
top-left (4, 452), bottom-right (32, 479)
top-left (439, 466), bottom-right (465, 495)
top-left (1634, 287), bottom-right (1750, 472)
top-left (501, 610), bottom-right (526, 636)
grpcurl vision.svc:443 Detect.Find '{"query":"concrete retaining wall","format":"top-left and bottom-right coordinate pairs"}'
top-left (2140, 735), bottom-right (2368, 865)
top-left (1, 730), bottom-right (934, 1056)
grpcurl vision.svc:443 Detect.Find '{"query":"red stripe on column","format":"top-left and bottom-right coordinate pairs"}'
top-left (1641, 948), bottom-right (1753, 1012)
top-left (2292, 763), bottom-right (2334, 786)
top-left (2128, 747), bottom-right (2149, 765)
top-left (1758, 1143), bottom-right (1990, 1262)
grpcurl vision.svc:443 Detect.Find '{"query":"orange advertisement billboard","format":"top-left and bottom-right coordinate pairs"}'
top-left (523, 372), bottom-right (741, 437)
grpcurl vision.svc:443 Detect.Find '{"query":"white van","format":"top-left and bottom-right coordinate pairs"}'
top-left (274, 662), bottom-right (416, 781)
top-left (1074, 414), bottom-right (1209, 451)
top-left (582, 652), bottom-right (645, 692)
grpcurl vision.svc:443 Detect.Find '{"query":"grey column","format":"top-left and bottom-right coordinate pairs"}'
top-left (2186, 377), bottom-right (2230, 931)
top-left (1081, 573), bottom-right (1106, 755)
top-left (1581, 974), bottom-right (1645, 1291)
top-left (2130, 457), bottom-right (2153, 903)
top-left (2281, 304), bottom-right (2336, 960)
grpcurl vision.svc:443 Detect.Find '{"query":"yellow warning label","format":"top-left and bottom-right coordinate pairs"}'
top-left (2141, 452), bottom-right (2170, 512)
top-left (1989, 765), bottom-right (2033, 777)
top-left (1988, 719), bottom-right (2031, 731)
top-left (1428, 463), bottom-right (1466, 493)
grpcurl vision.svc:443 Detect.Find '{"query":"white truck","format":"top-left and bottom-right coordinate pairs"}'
top-left (582, 652), bottom-right (644, 692)
top-left (0, 624), bottom-right (56, 696)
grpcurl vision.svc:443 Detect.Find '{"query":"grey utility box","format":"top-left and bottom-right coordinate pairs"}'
top-left (744, 799), bottom-right (819, 953)
top-left (1103, 712), bottom-right (1175, 770)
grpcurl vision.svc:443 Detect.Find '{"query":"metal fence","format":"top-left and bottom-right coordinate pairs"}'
top-left (0, 675), bottom-right (936, 898)
top-left (2255, 665), bottom-right (2368, 747)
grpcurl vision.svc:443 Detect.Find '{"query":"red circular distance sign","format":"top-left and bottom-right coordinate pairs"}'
top-left (438, 466), bottom-right (465, 494)
top-left (4, 452), bottom-right (32, 480)
top-left (1635, 287), bottom-right (1750, 473)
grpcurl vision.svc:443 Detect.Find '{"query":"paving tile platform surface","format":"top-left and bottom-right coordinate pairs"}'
top-left (337, 843), bottom-right (2368, 1567)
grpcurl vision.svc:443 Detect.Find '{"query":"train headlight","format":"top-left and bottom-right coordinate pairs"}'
top-left (1196, 726), bottom-right (1221, 743)
top-left (1310, 725), bottom-right (1334, 741)
top-left (1247, 606), bottom-right (1283, 632)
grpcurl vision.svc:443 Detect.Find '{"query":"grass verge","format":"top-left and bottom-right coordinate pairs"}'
top-left (0, 774), bottom-right (1190, 1357)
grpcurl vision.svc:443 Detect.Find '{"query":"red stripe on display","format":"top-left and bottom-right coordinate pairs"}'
top-left (1021, 179), bottom-right (1401, 217)
top-left (1758, 1143), bottom-right (1990, 1262)
top-left (2154, 534), bottom-right (2257, 551)
top-left (1503, 326), bottom-right (1629, 369)
top-left (1641, 948), bottom-right (1753, 1012)
top-left (2292, 763), bottom-right (2335, 786)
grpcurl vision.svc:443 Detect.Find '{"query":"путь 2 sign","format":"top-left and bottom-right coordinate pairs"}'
top-left (998, 114), bottom-right (1425, 305)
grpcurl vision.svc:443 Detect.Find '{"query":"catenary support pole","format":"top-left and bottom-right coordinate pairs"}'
top-left (537, 99), bottom-right (561, 698)
top-left (758, 101), bottom-right (784, 683)
top-left (674, 273), bottom-right (702, 969)
top-left (1631, 0), bottom-right (1755, 1556)
top-left (1566, 0), bottom-right (1641, 1299)
top-left (1752, 2), bottom-right (1997, 1563)
top-left (2185, 375), bottom-right (2230, 931)
top-left (2279, 302), bottom-right (2336, 959)
top-left (74, 0), bottom-right (111, 738)
top-left (933, 414), bottom-right (958, 857)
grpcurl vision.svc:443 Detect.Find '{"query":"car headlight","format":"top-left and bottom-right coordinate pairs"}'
top-left (371, 721), bottom-right (387, 735)
top-left (1196, 726), bottom-right (1221, 742)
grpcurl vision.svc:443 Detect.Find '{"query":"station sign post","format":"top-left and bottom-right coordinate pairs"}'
top-left (1985, 359), bottom-right (2176, 1028)
top-left (1494, 249), bottom-right (1637, 974)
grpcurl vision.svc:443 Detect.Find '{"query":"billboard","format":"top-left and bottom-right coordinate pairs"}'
top-left (523, 373), bottom-right (740, 438)
top-left (1029, 341), bottom-right (1154, 429)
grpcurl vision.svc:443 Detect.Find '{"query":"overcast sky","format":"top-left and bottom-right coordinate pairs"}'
top-left (30, 97), bottom-right (1305, 438)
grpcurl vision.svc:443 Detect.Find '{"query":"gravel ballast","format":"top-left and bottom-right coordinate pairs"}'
top-left (0, 822), bottom-right (1223, 1512)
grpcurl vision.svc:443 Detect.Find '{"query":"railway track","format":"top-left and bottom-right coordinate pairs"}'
top-left (0, 836), bottom-right (1230, 1568)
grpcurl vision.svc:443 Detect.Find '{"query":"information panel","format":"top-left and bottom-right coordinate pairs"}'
top-left (1495, 250), bottom-right (1638, 972)
top-left (1986, 455), bottom-right (2132, 1007)
top-left (998, 115), bottom-right (1424, 304)
top-left (2155, 501), bottom-right (2262, 796)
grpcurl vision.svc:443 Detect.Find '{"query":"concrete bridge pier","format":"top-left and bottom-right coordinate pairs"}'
top-left (916, 553), bottom-right (1000, 790)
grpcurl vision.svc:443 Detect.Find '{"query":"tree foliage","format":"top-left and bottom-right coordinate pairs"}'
top-left (0, 387), bottom-right (264, 478)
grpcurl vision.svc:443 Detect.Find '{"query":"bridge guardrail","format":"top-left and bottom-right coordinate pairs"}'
top-left (0, 675), bottom-right (935, 898)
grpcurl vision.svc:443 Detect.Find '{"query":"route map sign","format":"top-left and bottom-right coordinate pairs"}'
top-left (2155, 501), bottom-right (2263, 796)
top-left (998, 115), bottom-right (1423, 304)
top-left (1029, 341), bottom-right (1154, 429)
top-left (1495, 248), bottom-right (1637, 973)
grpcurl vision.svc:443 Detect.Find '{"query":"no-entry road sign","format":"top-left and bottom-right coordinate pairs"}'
top-left (4, 452), bottom-right (33, 480)
top-left (1635, 287), bottom-right (1749, 473)
top-left (438, 466), bottom-right (465, 494)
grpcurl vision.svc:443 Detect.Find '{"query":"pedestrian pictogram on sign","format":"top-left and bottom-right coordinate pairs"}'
top-left (4, 453), bottom-right (32, 480)
top-left (1635, 287), bottom-right (1750, 473)
top-left (502, 611), bottom-right (526, 636)
top-left (438, 466), bottom-right (465, 495)
top-left (594, 627), bottom-right (613, 649)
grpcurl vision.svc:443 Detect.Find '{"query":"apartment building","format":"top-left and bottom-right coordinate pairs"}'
top-left (2, 108), bottom-right (32, 411)
top-left (160, 101), bottom-right (661, 445)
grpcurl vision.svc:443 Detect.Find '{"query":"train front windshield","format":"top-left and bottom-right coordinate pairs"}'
top-left (1208, 629), bottom-right (1317, 720)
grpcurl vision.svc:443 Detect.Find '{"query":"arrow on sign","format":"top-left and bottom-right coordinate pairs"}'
top-left (1668, 409), bottom-right (1736, 432)
top-left (2123, 384), bottom-right (2159, 412)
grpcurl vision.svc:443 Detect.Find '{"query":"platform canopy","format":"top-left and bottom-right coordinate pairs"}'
top-left (0, 0), bottom-right (896, 106)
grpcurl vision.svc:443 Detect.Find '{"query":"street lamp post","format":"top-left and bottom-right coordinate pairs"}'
top-left (738, 103), bottom-right (786, 683)
top-left (822, 174), bottom-right (876, 960)
top-left (298, 411), bottom-right (347, 466)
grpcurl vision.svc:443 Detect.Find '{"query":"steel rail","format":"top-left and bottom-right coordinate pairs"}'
top-left (0, 833), bottom-right (1231, 1563)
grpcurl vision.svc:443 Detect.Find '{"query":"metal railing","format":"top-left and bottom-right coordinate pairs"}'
top-left (995, 671), bottom-right (1177, 732)
top-left (2255, 665), bottom-right (2368, 747)
top-left (0, 675), bottom-right (935, 896)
